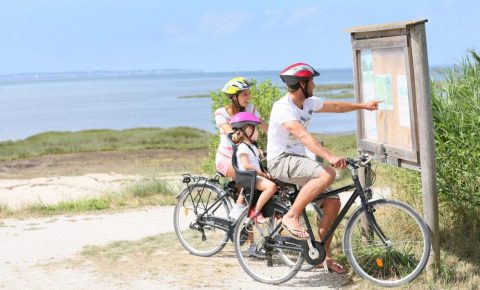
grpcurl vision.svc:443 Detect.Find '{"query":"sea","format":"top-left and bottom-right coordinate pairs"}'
top-left (0, 69), bottom-right (443, 142)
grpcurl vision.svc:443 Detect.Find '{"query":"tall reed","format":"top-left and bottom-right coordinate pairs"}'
top-left (431, 49), bottom-right (480, 264)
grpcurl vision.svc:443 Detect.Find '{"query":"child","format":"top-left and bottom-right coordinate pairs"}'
top-left (230, 112), bottom-right (277, 224)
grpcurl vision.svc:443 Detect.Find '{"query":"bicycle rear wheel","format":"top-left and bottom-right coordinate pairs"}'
top-left (174, 183), bottom-right (231, 257)
top-left (277, 203), bottom-right (318, 272)
top-left (343, 199), bottom-right (430, 287)
top-left (233, 209), bottom-right (304, 284)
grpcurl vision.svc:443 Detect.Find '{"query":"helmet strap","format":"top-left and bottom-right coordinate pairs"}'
top-left (240, 125), bottom-right (255, 140)
top-left (300, 80), bottom-right (310, 99)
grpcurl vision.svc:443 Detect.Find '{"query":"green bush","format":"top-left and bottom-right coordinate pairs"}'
top-left (202, 79), bottom-right (283, 173)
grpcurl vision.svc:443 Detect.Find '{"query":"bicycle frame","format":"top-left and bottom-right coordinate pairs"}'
top-left (308, 169), bottom-right (390, 249)
top-left (266, 163), bottom-right (390, 256)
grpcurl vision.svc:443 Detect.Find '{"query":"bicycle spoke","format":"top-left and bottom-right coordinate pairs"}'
top-left (174, 183), bottom-right (231, 257)
top-left (344, 200), bottom-right (430, 287)
top-left (233, 209), bottom-right (304, 284)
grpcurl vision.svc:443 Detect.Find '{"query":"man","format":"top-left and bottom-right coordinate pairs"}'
top-left (267, 62), bottom-right (381, 273)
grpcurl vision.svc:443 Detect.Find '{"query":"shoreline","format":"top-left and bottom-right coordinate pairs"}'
top-left (0, 126), bottom-right (356, 144)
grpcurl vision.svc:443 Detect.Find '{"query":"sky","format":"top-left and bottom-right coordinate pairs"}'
top-left (1, 0), bottom-right (479, 74)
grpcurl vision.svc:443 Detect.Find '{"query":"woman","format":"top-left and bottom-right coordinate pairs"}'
top-left (214, 77), bottom-right (268, 219)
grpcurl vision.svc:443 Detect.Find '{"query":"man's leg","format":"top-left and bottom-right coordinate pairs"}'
top-left (281, 167), bottom-right (336, 234)
top-left (317, 198), bottom-right (345, 273)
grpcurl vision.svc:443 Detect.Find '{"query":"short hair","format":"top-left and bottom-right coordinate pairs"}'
top-left (286, 83), bottom-right (301, 93)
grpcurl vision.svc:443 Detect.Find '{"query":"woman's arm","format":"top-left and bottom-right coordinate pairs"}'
top-left (219, 123), bottom-right (234, 134)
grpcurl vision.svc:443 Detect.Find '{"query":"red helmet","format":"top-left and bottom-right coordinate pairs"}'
top-left (279, 62), bottom-right (320, 85)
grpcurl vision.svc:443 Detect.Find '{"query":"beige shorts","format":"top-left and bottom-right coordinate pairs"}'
top-left (268, 153), bottom-right (339, 202)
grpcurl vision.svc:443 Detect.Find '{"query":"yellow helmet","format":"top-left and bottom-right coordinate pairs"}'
top-left (221, 77), bottom-right (251, 96)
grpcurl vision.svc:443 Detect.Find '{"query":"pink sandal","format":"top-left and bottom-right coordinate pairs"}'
top-left (249, 208), bottom-right (267, 224)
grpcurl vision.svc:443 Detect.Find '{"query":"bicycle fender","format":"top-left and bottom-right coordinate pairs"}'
top-left (348, 198), bottom-right (389, 217)
top-left (175, 182), bottom-right (222, 200)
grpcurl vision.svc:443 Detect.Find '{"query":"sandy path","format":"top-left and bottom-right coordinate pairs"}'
top-left (0, 207), bottom-right (174, 264)
top-left (0, 207), bottom-right (176, 289)
top-left (0, 206), bottom-right (349, 290)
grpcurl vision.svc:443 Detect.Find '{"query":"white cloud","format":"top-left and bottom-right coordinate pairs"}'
top-left (261, 9), bottom-right (284, 31)
top-left (286, 5), bottom-right (320, 26)
top-left (259, 5), bottom-right (321, 32)
top-left (163, 11), bottom-right (254, 44)
top-left (162, 24), bottom-right (197, 44)
top-left (163, 25), bottom-right (182, 36)
top-left (199, 12), bottom-right (253, 36)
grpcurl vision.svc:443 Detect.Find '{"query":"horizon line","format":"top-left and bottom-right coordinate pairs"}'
top-left (0, 64), bottom-right (454, 78)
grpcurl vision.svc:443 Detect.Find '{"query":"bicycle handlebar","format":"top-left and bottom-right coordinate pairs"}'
top-left (345, 154), bottom-right (372, 168)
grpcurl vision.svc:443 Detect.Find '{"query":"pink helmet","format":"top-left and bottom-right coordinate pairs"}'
top-left (230, 112), bottom-right (261, 129)
top-left (279, 62), bottom-right (320, 85)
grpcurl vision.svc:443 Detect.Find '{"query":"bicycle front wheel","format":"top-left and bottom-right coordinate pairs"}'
top-left (343, 199), bottom-right (430, 287)
top-left (174, 183), bottom-right (231, 257)
top-left (233, 209), bottom-right (304, 284)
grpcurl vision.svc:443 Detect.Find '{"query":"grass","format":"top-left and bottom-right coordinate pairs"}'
top-left (0, 133), bottom-right (357, 218)
top-left (318, 91), bottom-right (354, 99)
top-left (313, 133), bottom-right (358, 186)
top-left (315, 84), bottom-right (354, 99)
top-left (316, 83), bottom-right (353, 91)
top-left (0, 127), bottom-right (211, 161)
top-left (0, 177), bottom-right (180, 218)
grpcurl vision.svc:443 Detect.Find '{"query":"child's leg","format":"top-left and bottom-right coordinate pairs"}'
top-left (254, 177), bottom-right (277, 212)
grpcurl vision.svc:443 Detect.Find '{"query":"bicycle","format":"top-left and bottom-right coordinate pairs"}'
top-left (232, 154), bottom-right (431, 287)
top-left (173, 173), bottom-right (237, 257)
top-left (173, 171), bottom-right (302, 258)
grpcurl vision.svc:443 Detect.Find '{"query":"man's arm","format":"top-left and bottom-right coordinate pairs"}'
top-left (316, 100), bottom-right (382, 113)
top-left (282, 120), bottom-right (346, 168)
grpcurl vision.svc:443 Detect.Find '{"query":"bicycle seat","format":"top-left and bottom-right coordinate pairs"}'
top-left (272, 179), bottom-right (297, 188)
top-left (227, 133), bottom-right (257, 205)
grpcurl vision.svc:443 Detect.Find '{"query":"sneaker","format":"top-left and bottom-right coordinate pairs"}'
top-left (229, 205), bottom-right (245, 221)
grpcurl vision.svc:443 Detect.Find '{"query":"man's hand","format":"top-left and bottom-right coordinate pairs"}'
top-left (362, 100), bottom-right (383, 111)
top-left (327, 155), bottom-right (346, 169)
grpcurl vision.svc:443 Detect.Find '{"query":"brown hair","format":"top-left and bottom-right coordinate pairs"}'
top-left (232, 129), bottom-right (247, 144)
top-left (286, 83), bottom-right (302, 93)
top-left (226, 102), bottom-right (241, 116)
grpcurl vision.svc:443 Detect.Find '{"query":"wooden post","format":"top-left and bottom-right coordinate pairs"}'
top-left (358, 150), bottom-right (373, 242)
top-left (409, 22), bottom-right (440, 272)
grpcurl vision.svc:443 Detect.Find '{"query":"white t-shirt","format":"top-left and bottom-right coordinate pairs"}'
top-left (215, 103), bottom-right (261, 158)
top-left (267, 95), bottom-right (324, 160)
top-left (236, 143), bottom-right (261, 171)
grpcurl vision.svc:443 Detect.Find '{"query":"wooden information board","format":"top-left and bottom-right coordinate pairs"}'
top-left (347, 20), bottom-right (427, 169)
